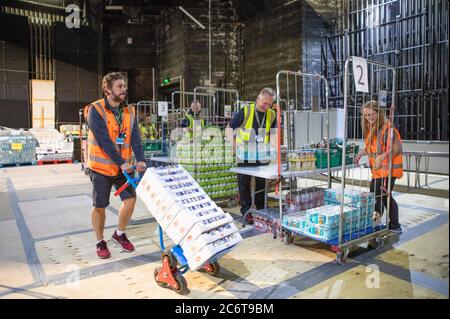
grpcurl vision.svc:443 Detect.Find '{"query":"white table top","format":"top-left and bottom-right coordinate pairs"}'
top-left (230, 164), bottom-right (358, 179)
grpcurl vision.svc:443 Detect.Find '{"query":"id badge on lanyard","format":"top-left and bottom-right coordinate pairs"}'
top-left (116, 132), bottom-right (126, 145)
top-left (255, 111), bottom-right (266, 144)
top-left (256, 135), bottom-right (264, 143)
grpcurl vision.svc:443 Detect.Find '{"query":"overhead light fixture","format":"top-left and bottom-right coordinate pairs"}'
top-left (105, 5), bottom-right (123, 10)
top-left (283, 0), bottom-right (298, 6)
top-left (178, 6), bottom-right (206, 29)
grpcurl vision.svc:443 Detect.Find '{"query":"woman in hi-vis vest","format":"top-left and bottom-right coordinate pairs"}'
top-left (355, 100), bottom-right (403, 233)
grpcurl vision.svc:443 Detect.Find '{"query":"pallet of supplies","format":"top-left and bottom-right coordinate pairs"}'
top-left (0, 129), bottom-right (37, 166)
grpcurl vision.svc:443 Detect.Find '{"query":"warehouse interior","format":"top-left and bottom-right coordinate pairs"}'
top-left (0, 0), bottom-right (448, 300)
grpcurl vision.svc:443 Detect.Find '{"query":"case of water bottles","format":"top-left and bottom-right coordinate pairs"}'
top-left (0, 130), bottom-right (37, 165)
top-left (136, 164), bottom-right (242, 271)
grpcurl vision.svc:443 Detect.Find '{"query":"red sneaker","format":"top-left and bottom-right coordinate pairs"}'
top-left (96, 240), bottom-right (111, 259)
top-left (245, 213), bottom-right (254, 225)
top-left (112, 231), bottom-right (135, 252)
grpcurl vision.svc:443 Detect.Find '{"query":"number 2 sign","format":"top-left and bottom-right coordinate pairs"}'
top-left (352, 57), bottom-right (369, 93)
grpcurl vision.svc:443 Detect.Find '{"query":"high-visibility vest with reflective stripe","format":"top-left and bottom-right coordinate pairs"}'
top-left (87, 99), bottom-right (135, 176)
top-left (185, 113), bottom-right (205, 138)
top-left (365, 123), bottom-right (403, 179)
top-left (139, 123), bottom-right (157, 140)
top-left (235, 103), bottom-right (275, 145)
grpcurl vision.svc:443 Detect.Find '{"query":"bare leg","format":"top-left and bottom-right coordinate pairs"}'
top-left (118, 197), bottom-right (136, 231)
top-left (92, 207), bottom-right (106, 240)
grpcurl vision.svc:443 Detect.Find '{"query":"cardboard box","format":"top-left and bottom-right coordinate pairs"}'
top-left (187, 232), bottom-right (243, 271)
top-left (181, 223), bottom-right (239, 259)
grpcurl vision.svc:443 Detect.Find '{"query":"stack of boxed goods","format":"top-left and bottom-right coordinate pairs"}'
top-left (282, 188), bottom-right (375, 241)
top-left (170, 140), bottom-right (237, 200)
top-left (324, 188), bottom-right (375, 217)
top-left (304, 205), bottom-right (373, 240)
top-left (136, 164), bottom-right (242, 270)
top-left (29, 128), bottom-right (73, 161)
top-left (183, 163), bottom-right (238, 200)
top-left (285, 187), bottom-right (325, 213)
top-left (0, 130), bottom-right (37, 165)
top-left (287, 149), bottom-right (316, 171)
top-left (59, 124), bottom-right (80, 136)
top-left (283, 211), bottom-right (308, 233)
top-left (283, 205), bottom-right (373, 241)
top-left (253, 209), bottom-right (281, 234)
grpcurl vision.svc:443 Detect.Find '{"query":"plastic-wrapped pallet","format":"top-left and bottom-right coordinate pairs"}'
top-left (136, 164), bottom-right (242, 270)
top-left (170, 141), bottom-right (237, 200)
top-left (29, 128), bottom-right (73, 161)
top-left (0, 130), bottom-right (37, 165)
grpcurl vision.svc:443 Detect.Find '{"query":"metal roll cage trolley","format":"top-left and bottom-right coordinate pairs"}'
top-left (234, 57), bottom-right (399, 264)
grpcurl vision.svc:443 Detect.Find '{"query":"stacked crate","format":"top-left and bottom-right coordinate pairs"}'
top-left (136, 164), bottom-right (242, 270)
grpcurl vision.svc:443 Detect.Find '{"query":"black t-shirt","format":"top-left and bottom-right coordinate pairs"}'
top-left (229, 106), bottom-right (278, 166)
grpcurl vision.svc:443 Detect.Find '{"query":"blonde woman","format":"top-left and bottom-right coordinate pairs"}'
top-left (355, 100), bottom-right (403, 233)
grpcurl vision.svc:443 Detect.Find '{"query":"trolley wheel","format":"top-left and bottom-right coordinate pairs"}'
top-left (173, 275), bottom-right (189, 295)
top-left (368, 237), bottom-right (384, 250)
top-left (336, 249), bottom-right (349, 265)
top-left (202, 261), bottom-right (221, 277)
top-left (153, 267), bottom-right (168, 288)
top-left (282, 232), bottom-right (293, 245)
top-left (227, 199), bottom-right (237, 208)
top-left (161, 251), bottom-right (177, 269)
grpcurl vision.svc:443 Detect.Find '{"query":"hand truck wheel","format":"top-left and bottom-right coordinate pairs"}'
top-left (201, 261), bottom-right (221, 277)
top-left (153, 267), bottom-right (168, 288)
top-left (161, 250), bottom-right (177, 269)
top-left (173, 274), bottom-right (189, 295)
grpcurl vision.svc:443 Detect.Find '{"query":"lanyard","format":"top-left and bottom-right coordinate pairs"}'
top-left (113, 108), bottom-right (123, 128)
top-left (254, 109), bottom-right (266, 129)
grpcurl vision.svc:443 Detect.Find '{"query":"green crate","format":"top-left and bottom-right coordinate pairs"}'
top-left (345, 144), bottom-right (359, 155)
top-left (144, 141), bottom-right (162, 151)
top-left (315, 149), bottom-right (342, 168)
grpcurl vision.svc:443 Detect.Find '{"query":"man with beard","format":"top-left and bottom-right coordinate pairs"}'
top-left (86, 72), bottom-right (146, 259)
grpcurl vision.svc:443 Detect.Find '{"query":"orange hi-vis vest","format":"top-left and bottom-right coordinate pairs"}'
top-left (365, 123), bottom-right (403, 179)
top-left (86, 98), bottom-right (135, 176)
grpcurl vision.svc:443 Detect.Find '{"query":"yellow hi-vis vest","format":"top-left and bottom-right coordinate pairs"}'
top-left (139, 123), bottom-right (157, 140)
top-left (235, 103), bottom-right (275, 145)
top-left (185, 113), bottom-right (205, 138)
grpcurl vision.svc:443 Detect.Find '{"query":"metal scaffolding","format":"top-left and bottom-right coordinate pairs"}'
top-left (322, 0), bottom-right (449, 141)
